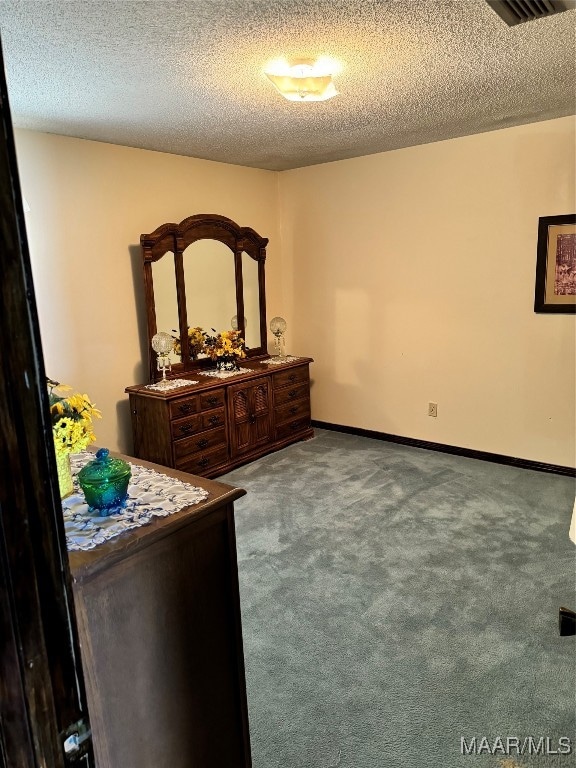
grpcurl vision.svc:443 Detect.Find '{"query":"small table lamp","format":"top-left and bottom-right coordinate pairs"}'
top-left (270, 316), bottom-right (287, 358)
top-left (151, 332), bottom-right (174, 387)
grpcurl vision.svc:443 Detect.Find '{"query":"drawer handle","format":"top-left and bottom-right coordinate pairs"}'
top-left (290, 420), bottom-right (301, 430)
top-left (179, 423), bottom-right (194, 434)
top-left (289, 406), bottom-right (298, 415)
top-left (207, 395), bottom-right (219, 406)
top-left (288, 389), bottom-right (298, 399)
top-left (208, 415), bottom-right (220, 426)
top-left (198, 457), bottom-right (209, 468)
top-left (288, 374), bottom-right (297, 383)
top-left (249, 414), bottom-right (256, 425)
top-left (178, 403), bottom-right (193, 415)
top-left (197, 438), bottom-right (209, 449)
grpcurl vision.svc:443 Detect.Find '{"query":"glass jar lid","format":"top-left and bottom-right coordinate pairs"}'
top-left (78, 448), bottom-right (131, 485)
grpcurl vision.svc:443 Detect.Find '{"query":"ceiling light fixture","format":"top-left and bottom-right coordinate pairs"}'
top-left (264, 58), bottom-right (339, 102)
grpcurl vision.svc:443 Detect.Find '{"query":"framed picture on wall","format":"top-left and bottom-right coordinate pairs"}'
top-left (534, 214), bottom-right (576, 313)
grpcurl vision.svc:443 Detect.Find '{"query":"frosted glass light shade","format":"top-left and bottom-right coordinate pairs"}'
top-left (270, 317), bottom-right (287, 336)
top-left (151, 332), bottom-right (173, 354)
top-left (265, 59), bottom-right (338, 102)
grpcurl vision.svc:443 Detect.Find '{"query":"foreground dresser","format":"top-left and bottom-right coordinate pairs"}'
top-left (68, 456), bottom-right (251, 768)
top-left (126, 357), bottom-right (314, 478)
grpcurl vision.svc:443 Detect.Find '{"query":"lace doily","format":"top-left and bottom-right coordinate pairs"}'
top-left (63, 452), bottom-right (209, 551)
top-left (260, 356), bottom-right (301, 365)
top-left (201, 367), bottom-right (251, 379)
top-left (143, 378), bottom-right (199, 391)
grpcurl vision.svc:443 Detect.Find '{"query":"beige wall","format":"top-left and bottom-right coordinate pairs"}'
top-left (15, 119), bottom-right (576, 467)
top-left (280, 117), bottom-right (576, 467)
top-left (15, 130), bottom-right (282, 453)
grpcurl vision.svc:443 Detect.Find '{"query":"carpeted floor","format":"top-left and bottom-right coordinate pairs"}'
top-left (221, 430), bottom-right (576, 768)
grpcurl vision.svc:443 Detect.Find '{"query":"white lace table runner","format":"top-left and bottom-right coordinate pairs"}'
top-left (143, 378), bottom-right (199, 391)
top-left (63, 452), bottom-right (209, 552)
top-left (260, 356), bottom-right (301, 365)
top-left (200, 367), bottom-right (251, 379)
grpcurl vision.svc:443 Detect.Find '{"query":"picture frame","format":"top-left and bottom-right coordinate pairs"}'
top-left (534, 214), bottom-right (576, 313)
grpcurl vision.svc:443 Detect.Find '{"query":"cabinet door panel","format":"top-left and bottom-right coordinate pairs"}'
top-left (252, 381), bottom-right (271, 447)
top-left (229, 378), bottom-right (272, 457)
top-left (232, 390), bottom-right (249, 422)
top-left (230, 388), bottom-right (251, 455)
top-left (253, 382), bottom-right (269, 415)
top-left (234, 421), bottom-right (252, 454)
top-left (254, 416), bottom-right (270, 443)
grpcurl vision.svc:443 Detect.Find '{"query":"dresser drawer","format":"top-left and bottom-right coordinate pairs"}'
top-left (272, 366), bottom-right (309, 390)
top-left (275, 416), bottom-right (310, 442)
top-left (200, 388), bottom-right (225, 411)
top-left (169, 395), bottom-right (199, 420)
top-left (274, 382), bottom-right (309, 407)
top-left (275, 399), bottom-right (310, 426)
top-left (201, 408), bottom-right (226, 430)
top-left (176, 445), bottom-right (229, 474)
top-left (171, 414), bottom-right (201, 440)
top-left (173, 427), bottom-right (227, 462)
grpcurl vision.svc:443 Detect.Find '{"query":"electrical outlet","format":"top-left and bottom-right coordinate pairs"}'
top-left (428, 402), bottom-right (438, 417)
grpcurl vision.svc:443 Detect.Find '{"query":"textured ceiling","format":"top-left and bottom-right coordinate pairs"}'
top-left (0, 0), bottom-right (574, 171)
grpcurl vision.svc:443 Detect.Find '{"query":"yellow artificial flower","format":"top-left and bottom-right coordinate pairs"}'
top-left (48, 378), bottom-right (100, 456)
top-left (51, 383), bottom-right (73, 397)
top-left (203, 328), bottom-right (246, 361)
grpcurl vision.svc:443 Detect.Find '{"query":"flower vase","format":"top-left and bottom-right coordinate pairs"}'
top-left (216, 355), bottom-right (239, 372)
top-left (56, 452), bottom-right (74, 499)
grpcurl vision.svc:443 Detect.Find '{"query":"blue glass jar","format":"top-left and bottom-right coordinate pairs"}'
top-left (78, 448), bottom-right (131, 515)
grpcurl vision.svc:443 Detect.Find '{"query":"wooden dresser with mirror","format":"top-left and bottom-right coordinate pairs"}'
top-left (126, 214), bottom-right (313, 478)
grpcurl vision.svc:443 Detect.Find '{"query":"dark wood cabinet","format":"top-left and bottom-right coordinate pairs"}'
top-left (228, 376), bottom-right (272, 458)
top-left (68, 456), bottom-right (251, 768)
top-left (126, 358), bottom-right (313, 478)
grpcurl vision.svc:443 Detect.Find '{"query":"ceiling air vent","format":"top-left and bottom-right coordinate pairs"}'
top-left (485, 0), bottom-right (576, 25)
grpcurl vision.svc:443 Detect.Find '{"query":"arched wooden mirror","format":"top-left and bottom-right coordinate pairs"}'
top-left (141, 214), bottom-right (268, 381)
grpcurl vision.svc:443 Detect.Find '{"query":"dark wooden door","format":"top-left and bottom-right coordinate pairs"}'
top-left (0, 38), bottom-right (94, 768)
top-left (228, 377), bottom-right (272, 457)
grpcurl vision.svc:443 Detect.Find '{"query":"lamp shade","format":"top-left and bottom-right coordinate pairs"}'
top-left (270, 316), bottom-right (287, 336)
top-left (151, 331), bottom-right (173, 355)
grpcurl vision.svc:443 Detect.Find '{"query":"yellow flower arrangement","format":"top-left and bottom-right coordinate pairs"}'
top-left (172, 326), bottom-right (205, 359)
top-left (48, 378), bottom-right (102, 456)
top-left (203, 329), bottom-right (246, 361)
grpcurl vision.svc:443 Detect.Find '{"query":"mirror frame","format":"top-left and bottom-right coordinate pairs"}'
top-left (141, 213), bottom-right (269, 382)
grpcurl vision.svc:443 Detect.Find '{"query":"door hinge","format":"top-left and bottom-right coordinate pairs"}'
top-left (62, 717), bottom-right (92, 763)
